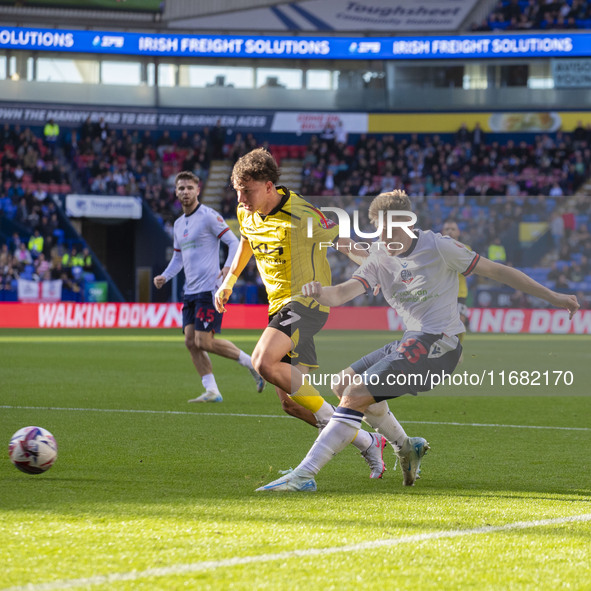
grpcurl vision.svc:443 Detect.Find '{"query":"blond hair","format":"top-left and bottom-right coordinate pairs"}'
top-left (368, 190), bottom-right (412, 225)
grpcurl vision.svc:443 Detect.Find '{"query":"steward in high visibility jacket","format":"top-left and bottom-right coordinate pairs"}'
top-left (27, 231), bottom-right (44, 256)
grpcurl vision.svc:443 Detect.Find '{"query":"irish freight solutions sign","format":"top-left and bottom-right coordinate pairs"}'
top-left (1, 26), bottom-right (590, 60)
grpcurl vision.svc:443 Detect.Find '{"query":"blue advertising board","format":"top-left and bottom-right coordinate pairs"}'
top-left (1, 26), bottom-right (591, 60)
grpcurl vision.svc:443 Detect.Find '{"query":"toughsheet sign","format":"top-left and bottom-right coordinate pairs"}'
top-left (1, 26), bottom-right (590, 60)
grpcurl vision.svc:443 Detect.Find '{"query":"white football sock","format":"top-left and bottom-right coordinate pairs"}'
top-left (313, 400), bottom-right (335, 428)
top-left (298, 407), bottom-right (363, 475)
top-left (201, 373), bottom-right (220, 393)
top-left (363, 400), bottom-right (408, 451)
top-left (313, 401), bottom-right (373, 451)
top-left (237, 350), bottom-right (254, 370)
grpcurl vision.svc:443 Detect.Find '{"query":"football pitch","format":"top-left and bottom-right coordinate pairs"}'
top-left (1, 329), bottom-right (590, 590)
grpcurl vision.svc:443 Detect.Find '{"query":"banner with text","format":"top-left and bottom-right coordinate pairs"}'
top-left (552, 58), bottom-right (591, 88)
top-left (1, 26), bottom-right (590, 60)
top-left (271, 112), bottom-right (368, 134)
top-left (169, 0), bottom-right (478, 33)
top-left (0, 303), bottom-right (589, 333)
top-left (66, 195), bottom-right (142, 220)
top-left (0, 102), bottom-right (272, 131)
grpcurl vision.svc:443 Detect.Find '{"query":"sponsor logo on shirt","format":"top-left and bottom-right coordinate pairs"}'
top-left (401, 269), bottom-right (414, 284)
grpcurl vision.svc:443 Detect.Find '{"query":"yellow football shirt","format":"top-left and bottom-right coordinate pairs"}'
top-left (237, 187), bottom-right (340, 315)
top-left (458, 272), bottom-right (468, 299)
top-left (458, 243), bottom-right (471, 299)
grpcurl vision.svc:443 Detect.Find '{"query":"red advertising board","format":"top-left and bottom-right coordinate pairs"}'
top-left (0, 303), bottom-right (589, 333)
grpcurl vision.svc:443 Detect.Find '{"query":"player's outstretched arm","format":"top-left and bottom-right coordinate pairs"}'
top-left (474, 256), bottom-right (580, 319)
top-left (214, 236), bottom-right (253, 313)
top-left (302, 278), bottom-right (366, 307)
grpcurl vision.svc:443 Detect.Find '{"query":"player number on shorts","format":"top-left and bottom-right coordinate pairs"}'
top-left (279, 311), bottom-right (301, 326)
top-left (397, 338), bottom-right (428, 364)
top-left (196, 307), bottom-right (215, 323)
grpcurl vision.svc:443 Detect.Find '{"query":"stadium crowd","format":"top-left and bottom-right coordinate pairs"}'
top-left (473, 0), bottom-right (591, 31)
top-left (1, 120), bottom-right (591, 307)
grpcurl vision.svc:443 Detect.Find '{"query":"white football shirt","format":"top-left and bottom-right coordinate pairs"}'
top-left (162, 204), bottom-right (238, 295)
top-left (353, 229), bottom-right (479, 335)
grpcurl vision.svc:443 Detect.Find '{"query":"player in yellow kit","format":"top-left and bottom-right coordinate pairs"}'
top-left (215, 148), bottom-right (387, 478)
top-left (442, 219), bottom-right (470, 329)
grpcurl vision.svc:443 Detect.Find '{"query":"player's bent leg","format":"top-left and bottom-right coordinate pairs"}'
top-left (257, 387), bottom-right (373, 492)
top-left (252, 329), bottom-right (325, 410)
top-left (185, 326), bottom-right (214, 376)
top-left (274, 386), bottom-right (317, 427)
top-left (184, 325), bottom-right (222, 403)
top-left (251, 327), bottom-right (294, 391)
top-left (331, 367), bottom-right (356, 399)
top-left (194, 330), bottom-right (238, 358)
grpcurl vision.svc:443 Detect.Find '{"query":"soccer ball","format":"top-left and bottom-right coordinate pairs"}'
top-left (9, 426), bottom-right (58, 474)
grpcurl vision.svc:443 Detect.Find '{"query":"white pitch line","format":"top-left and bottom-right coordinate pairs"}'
top-left (0, 405), bottom-right (288, 420)
top-left (1, 405), bottom-right (590, 432)
top-left (3, 512), bottom-right (591, 591)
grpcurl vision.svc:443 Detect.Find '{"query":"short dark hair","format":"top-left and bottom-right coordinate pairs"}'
top-left (231, 147), bottom-right (280, 188)
top-left (175, 171), bottom-right (200, 186)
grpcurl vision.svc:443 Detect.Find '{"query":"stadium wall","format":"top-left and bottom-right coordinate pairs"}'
top-left (0, 303), bottom-right (589, 334)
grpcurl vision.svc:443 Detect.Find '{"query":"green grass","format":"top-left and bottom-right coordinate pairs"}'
top-left (1, 330), bottom-right (590, 590)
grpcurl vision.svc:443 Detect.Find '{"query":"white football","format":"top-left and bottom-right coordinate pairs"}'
top-left (9, 426), bottom-right (58, 474)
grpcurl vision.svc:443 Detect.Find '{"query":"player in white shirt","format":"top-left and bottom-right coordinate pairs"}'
top-left (257, 190), bottom-right (579, 492)
top-left (154, 171), bottom-right (264, 403)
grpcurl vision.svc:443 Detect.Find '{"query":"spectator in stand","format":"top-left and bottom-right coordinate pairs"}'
top-left (555, 273), bottom-right (571, 292)
top-left (35, 252), bottom-right (51, 277)
top-left (0, 244), bottom-right (10, 270)
top-left (210, 119), bottom-right (227, 159)
top-left (455, 123), bottom-right (471, 144)
top-left (510, 290), bottom-right (530, 308)
top-left (27, 229), bottom-right (44, 260)
top-left (471, 122), bottom-right (485, 153)
top-left (81, 247), bottom-right (93, 271)
top-left (335, 120), bottom-right (348, 145)
top-left (487, 237), bottom-right (507, 263)
top-left (320, 122), bottom-right (336, 148)
top-left (156, 130), bottom-right (174, 159)
top-left (94, 117), bottom-right (109, 141)
top-left (79, 116), bottom-right (94, 142)
top-left (547, 261), bottom-right (563, 282)
top-left (568, 262), bottom-right (585, 283)
top-left (14, 243), bottom-right (32, 269)
top-left (549, 181), bottom-right (564, 197)
top-left (62, 246), bottom-right (84, 268)
top-left (177, 131), bottom-right (192, 149)
top-left (43, 118), bottom-right (60, 148)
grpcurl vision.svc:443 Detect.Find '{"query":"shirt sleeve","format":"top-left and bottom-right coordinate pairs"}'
top-left (162, 249), bottom-right (183, 282)
top-left (351, 253), bottom-right (380, 292)
top-left (435, 234), bottom-right (480, 276)
top-left (208, 209), bottom-right (232, 240)
top-left (300, 204), bottom-right (340, 243)
top-left (220, 227), bottom-right (239, 268)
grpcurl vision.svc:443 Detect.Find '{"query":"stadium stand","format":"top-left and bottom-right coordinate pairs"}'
top-left (1, 119), bottom-right (591, 307)
top-left (474, 0), bottom-right (591, 31)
